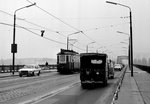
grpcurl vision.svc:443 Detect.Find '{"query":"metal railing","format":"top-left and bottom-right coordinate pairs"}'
top-left (0, 64), bottom-right (57, 73)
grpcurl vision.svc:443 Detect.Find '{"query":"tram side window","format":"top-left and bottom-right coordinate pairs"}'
top-left (59, 55), bottom-right (66, 64)
top-left (66, 55), bottom-right (68, 63)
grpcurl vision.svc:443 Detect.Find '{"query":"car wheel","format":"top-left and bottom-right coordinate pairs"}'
top-left (32, 72), bottom-right (35, 76)
top-left (37, 71), bottom-right (40, 76)
top-left (81, 83), bottom-right (87, 89)
top-left (27, 72), bottom-right (30, 77)
top-left (103, 79), bottom-right (107, 86)
top-left (19, 73), bottom-right (22, 77)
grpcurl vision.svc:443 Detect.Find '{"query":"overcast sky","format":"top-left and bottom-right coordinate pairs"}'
top-left (0, 0), bottom-right (150, 61)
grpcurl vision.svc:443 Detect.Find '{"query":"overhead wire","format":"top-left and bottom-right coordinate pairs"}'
top-left (1, 2), bottom-right (126, 47)
top-left (0, 21), bottom-right (86, 51)
top-left (0, 9), bottom-right (86, 51)
top-left (0, 5), bottom-right (130, 51)
top-left (23, 27), bottom-right (67, 45)
top-left (0, 22), bottom-right (13, 27)
top-left (23, 19), bottom-right (67, 38)
top-left (0, 9), bottom-right (66, 38)
top-left (26, 0), bottom-right (99, 43)
top-left (0, 8), bottom-right (129, 50)
top-left (82, 22), bottom-right (130, 32)
top-left (26, 0), bottom-right (81, 32)
top-left (0, 21), bottom-right (66, 45)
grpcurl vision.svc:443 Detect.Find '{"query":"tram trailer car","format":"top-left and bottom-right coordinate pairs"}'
top-left (57, 49), bottom-right (80, 74)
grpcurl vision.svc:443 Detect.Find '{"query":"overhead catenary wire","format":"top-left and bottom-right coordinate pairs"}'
top-left (0, 9), bottom-right (66, 38)
top-left (57, 16), bottom-right (129, 20)
top-left (0, 21), bottom-right (86, 51)
top-left (82, 22), bottom-right (130, 32)
top-left (0, 9), bottom-right (96, 51)
top-left (26, 0), bottom-right (100, 43)
top-left (0, 7), bottom-right (130, 51)
top-left (24, 28), bottom-right (66, 45)
top-left (21, 26), bottom-right (86, 51)
top-left (0, 22), bottom-right (13, 27)
top-left (26, 0), bottom-right (81, 32)
top-left (0, 21), bottom-right (66, 45)
top-left (0, 20), bottom-right (129, 49)
top-left (0, 7), bottom-right (128, 45)
top-left (23, 19), bottom-right (67, 38)
top-left (0, 22), bottom-right (46, 31)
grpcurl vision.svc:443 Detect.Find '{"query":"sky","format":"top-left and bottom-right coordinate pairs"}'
top-left (0, 0), bottom-right (150, 61)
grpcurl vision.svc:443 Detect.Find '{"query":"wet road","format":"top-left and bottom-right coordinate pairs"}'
top-left (23, 70), bottom-right (124, 104)
top-left (0, 69), bottom-right (125, 104)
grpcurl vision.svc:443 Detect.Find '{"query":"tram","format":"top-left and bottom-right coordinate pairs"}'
top-left (57, 49), bottom-right (80, 74)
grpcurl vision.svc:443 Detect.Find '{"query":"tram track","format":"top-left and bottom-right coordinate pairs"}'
top-left (0, 73), bottom-right (80, 104)
top-left (0, 72), bottom-right (76, 89)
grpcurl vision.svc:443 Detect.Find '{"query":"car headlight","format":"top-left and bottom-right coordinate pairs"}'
top-left (96, 72), bottom-right (99, 75)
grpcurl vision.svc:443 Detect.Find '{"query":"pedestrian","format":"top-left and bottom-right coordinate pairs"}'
top-left (45, 61), bottom-right (48, 66)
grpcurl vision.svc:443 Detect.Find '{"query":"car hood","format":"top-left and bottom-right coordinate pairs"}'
top-left (18, 68), bottom-right (35, 71)
top-left (115, 66), bottom-right (121, 68)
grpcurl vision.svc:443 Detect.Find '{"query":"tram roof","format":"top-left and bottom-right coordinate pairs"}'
top-left (57, 49), bottom-right (79, 55)
top-left (80, 53), bottom-right (108, 57)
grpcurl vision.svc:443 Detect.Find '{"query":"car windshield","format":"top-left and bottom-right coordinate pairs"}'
top-left (24, 65), bottom-right (36, 69)
top-left (115, 64), bottom-right (121, 67)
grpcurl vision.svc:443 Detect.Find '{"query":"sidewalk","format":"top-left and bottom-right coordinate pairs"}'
top-left (114, 66), bottom-right (145, 104)
top-left (0, 72), bottom-right (18, 78)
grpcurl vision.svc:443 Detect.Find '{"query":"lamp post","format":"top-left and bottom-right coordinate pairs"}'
top-left (106, 1), bottom-right (133, 77)
top-left (86, 42), bottom-right (95, 53)
top-left (67, 31), bottom-right (81, 50)
top-left (11, 3), bottom-right (36, 75)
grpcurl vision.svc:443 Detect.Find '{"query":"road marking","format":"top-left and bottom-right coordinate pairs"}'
top-left (18, 81), bottom-right (80, 104)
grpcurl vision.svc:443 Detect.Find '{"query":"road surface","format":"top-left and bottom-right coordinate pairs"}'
top-left (0, 69), bottom-right (125, 104)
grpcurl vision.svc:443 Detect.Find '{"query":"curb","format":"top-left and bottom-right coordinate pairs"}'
top-left (111, 66), bottom-right (127, 104)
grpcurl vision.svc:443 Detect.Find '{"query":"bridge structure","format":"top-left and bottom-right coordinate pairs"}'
top-left (117, 56), bottom-right (128, 65)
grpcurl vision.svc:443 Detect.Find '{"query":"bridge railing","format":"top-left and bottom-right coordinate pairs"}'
top-left (0, 64), bottom-right (57, 73)
top-left (134, 64), bottom-right (150, 73)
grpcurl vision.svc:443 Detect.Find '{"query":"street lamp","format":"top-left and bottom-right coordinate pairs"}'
top-left (11, 3), bottom-right (36, 75)
top-left (67, 31), bottom-right (82, 50)
top-left (106, 1), bottom-right (133, 77)
top-left (86, 42), bottom-right (95, 53)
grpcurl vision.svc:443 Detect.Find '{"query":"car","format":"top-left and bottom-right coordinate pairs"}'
top-left (18, 64), bottom-right (41, 77)
top-left (114, 64), bottom-right (122, 71)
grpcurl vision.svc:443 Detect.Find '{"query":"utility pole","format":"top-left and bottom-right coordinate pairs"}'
top-left (12, 3), bottom-right (36, 75)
